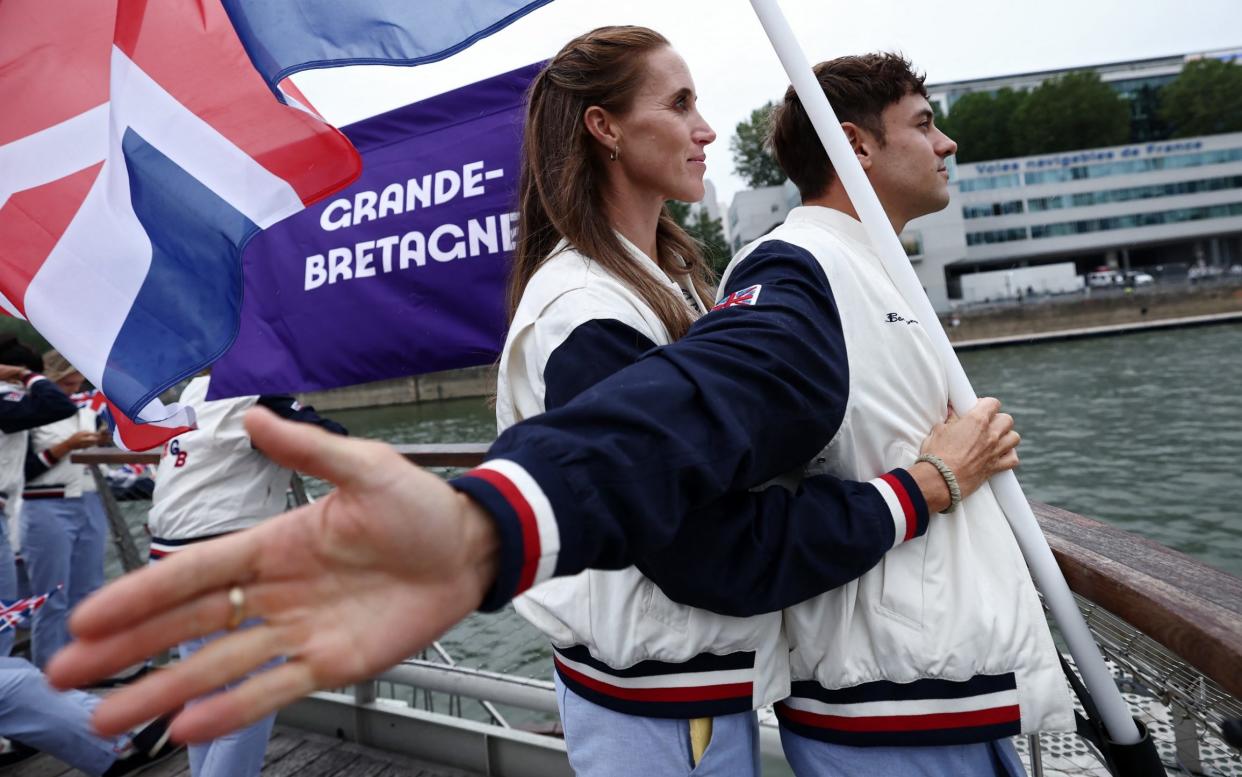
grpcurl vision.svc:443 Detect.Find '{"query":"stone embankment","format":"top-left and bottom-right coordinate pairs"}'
top-left (301, 281), bottom-right (1242, 411)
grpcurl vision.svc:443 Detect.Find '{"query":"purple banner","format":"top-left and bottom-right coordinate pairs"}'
top-left (208, 62), bottom-right (540, 399)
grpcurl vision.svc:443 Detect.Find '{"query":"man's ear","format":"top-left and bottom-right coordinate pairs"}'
top-left (584, 106), bottom-right (621, 155)
top-left (840, 122), bottom-right (873, 171)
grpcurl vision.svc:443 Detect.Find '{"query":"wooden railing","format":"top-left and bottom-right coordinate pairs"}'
top-left (75, 446), bottom-right (1242, 701)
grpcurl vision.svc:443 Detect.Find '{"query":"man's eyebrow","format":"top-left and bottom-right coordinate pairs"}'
top-left (670, 86), bottom-right (693, 101)
top-left (914, 107), bottom-right (934, 122)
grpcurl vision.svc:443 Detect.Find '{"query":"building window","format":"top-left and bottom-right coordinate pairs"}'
top-left (962, 200), bottom-right (1024, 219)
top-left (1027, 174), bottom-right (1242, 212)
top-left (1023, 147), bottom-right (1242, 186)
top-left (1030, 201), bottom-right (1242, 239)
top-left (966, 227), bottom-right (1029, 246)
top-left (959, 174), bottom-right (1022, 192)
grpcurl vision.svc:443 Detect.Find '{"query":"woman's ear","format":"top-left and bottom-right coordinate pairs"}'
top-left (583, 105), bottom-right (621, 154)
top-left (840, 122), bottom-right (872, 171)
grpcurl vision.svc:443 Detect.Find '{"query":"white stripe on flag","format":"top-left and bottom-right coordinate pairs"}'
top-left (108, 48), bottom-right (304, 228)
top-left (475, 459), bottom-right (560, 587)
top-left (0, 104), bottom-right (109, 210)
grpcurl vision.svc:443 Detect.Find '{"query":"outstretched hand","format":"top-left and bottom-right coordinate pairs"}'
top-left (46, 407), bottom-right (499, 743)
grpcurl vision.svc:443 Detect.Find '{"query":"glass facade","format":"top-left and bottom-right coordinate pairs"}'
top-left (1023, 147), bottom-right (1242, 186)
top-left (959, 173), bottom-right (1022, 192)
top-left (966, 227), bottom-right (1029, 246)
top-left (963, 200), bottom-right (1025, 219)
top-left (1026, 175), bottom-right (1242, 212)
top-left (1030, 201), bottom-right (1242, 239)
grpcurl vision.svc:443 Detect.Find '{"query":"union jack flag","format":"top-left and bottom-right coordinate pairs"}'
top-left (0, 587), bottom-right (60, 634)
top-left (711, 284), bottom-right (763, 312)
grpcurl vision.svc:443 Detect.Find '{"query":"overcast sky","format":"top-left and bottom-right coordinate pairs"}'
top-left (292, 0), bottom-right (1241, 206)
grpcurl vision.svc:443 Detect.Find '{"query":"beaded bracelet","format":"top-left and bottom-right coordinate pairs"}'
top-left (915, 453), bottom-right (962, 514)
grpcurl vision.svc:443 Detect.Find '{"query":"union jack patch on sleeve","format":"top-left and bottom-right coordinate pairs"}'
top-left (711, 284), bottom-right (762, 312)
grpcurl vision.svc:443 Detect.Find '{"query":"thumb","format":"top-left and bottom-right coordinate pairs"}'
top-left (244, 407), bottom-right (377, 489)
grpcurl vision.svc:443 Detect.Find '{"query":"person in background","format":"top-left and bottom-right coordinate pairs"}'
top-left (21, 350), bottom-right (109, 668)
top-left (0, 338), bottom-right (76, 660)
top-left (0, 656), bottom-right (177, 775)
top-left (145, 373), bottom-right (346, 777)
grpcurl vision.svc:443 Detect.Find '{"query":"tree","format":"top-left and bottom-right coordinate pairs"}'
top-left (730, 101), bottom-right (787, 189)
top-left (666, 200), bottom-right (731, 277)
top-left (939, 89), bottom-right (1026, 163)
top-left (1010, 71), bottom-right (1130, 156)
top-left (1160, 58), bottom-right (1242, 138)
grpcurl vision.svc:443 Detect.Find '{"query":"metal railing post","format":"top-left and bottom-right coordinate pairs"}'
top-left (88, 464), bottom-right (143, 573)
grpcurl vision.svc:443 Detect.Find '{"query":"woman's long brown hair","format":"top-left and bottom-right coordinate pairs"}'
top-left (508, 26), bottom-right (714, 341)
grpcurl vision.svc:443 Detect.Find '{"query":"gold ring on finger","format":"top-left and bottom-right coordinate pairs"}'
top-left (226, 585), bottom-right (246, 631)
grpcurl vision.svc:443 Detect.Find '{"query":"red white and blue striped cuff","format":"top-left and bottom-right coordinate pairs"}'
top-left (869, 468), bottom-right (930, 548)
top-left (450, 459), bottom-right (561, 612)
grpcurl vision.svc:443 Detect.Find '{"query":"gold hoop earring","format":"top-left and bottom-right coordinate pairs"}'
top-left (609, 144), bottom-right (620, 162)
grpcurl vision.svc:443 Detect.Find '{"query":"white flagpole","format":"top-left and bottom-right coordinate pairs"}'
top-left (747, 0), bottom-right (1141, 746)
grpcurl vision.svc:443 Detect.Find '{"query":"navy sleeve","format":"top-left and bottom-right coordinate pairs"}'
top-left (0, 376), bottom-right (77, 434)
top-left (25, 436), bottom-right (55, 482)
top-left (544, 319), bottom-right (659, 411)
top-left (637, 470), bottom-right (929, 616)
top-left (453, 240), bottom-right (935, 611)
top-left (256, 395), bottom-right (348, 436)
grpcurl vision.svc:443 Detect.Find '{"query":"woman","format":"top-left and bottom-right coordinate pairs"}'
top-left (498, 26), bottom-right (1021, 777)
top-left (21, 351), bottom-right (109, 669)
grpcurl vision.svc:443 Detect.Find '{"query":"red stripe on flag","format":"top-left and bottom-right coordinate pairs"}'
top-left (466, 468), bottom-right (541, 594)
top-left (0, 0), bottom-right (111, 146)
top-left (555, 657), bottom-right (753, 703)
top-left (776, 701), bottom-right (1021, 733)
top-left (0, 163), bottom-right (104, 317)
top-left (879, 472), bottom-right (917, 542)
top-left (112, 0), bottom-right (360, 205)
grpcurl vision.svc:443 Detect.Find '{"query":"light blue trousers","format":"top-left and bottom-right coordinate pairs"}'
top-left (780, 725), bottom-right (1026, 777)
top-left (21, 494), bottom-right (107, 668)
top-left (555, 673), bottom-right (760, 777)
top-left (180, 624), bottom-right (280, 777)
top-left (0, 656), bottom-right (123, 775)
top-left (0, 508), bottom-right (16, 657)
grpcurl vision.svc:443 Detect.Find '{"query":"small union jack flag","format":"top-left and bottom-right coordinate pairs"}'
top-left (711, 284), bottom-right (763, 312)
top-left (0, 586), bottom-right (60, 633)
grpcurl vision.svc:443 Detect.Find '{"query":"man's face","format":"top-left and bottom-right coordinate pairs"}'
top-left (862, 93), bottom-right (958, 224)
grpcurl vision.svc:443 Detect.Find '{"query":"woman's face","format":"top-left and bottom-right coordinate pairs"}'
top-left (611, 48), bottom-right (716, 203)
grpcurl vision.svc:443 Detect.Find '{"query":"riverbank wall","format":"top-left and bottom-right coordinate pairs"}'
top-left (300, 280), bottom-right (1242, 411)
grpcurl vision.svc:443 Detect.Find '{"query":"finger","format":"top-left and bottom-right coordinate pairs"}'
top-left (1001, 430), bottom-right (1020, 450)
top-left (991, 412), bottom-right (1015, 436)
top-left (245, 407), bottom-right (383, 489)
top-left (89, 623), bottom-right (287, 737)
top-left (997, 450), bottom-right (1020, 471)
top-left (62, 527), bottom-right (266, 640)
top-left (169, 660), bottom-right (318, 743)
top-left (971, 397), bottom-right (1001, 418)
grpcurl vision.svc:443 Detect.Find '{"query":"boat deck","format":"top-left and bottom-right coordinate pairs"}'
top-left (6, 725), bottom-right (483, 777)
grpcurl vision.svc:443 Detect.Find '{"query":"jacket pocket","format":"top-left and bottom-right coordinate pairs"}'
top-left (640, 577), bottom-right (690, 634)
top-left (876, 441), bottom-right (928, 629)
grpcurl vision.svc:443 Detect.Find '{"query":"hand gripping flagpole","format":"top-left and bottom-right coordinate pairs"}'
top-left (747, 0), bottom-right (1143, 747)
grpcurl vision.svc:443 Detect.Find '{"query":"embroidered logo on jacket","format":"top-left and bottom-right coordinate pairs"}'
top-left (712, 284), bottom-right (762, 312)
top-left (884, 312), bottom-right (919, 325)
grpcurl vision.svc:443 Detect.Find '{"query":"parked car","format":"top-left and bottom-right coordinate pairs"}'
top-left (1126, 272), bottom-right (1154, 286)
top-left (1086, 269), bottom-right (1123, 288)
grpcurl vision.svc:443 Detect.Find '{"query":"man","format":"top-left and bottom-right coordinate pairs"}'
top-left (47, 57), bottom-right (1042, 763)
top-left (688, 55), bottom-right (1072, 775)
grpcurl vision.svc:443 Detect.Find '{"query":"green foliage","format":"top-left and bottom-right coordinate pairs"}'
top-left (729, 101), bottom-right (787, 189)
top-left (940, 89), bottom-right (1026, 163)
top-left (0, 317), bottom-right (52, 354)
top-left (667, 201), bottom-right (731, 277)
top-left (1010, 71), bottom-right (1130, 156)
top-left (1160, 58), bottom-right (1242, 138)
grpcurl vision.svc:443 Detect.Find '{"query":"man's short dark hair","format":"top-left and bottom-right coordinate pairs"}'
top-left (769, 53), bottom-right (928, 200)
